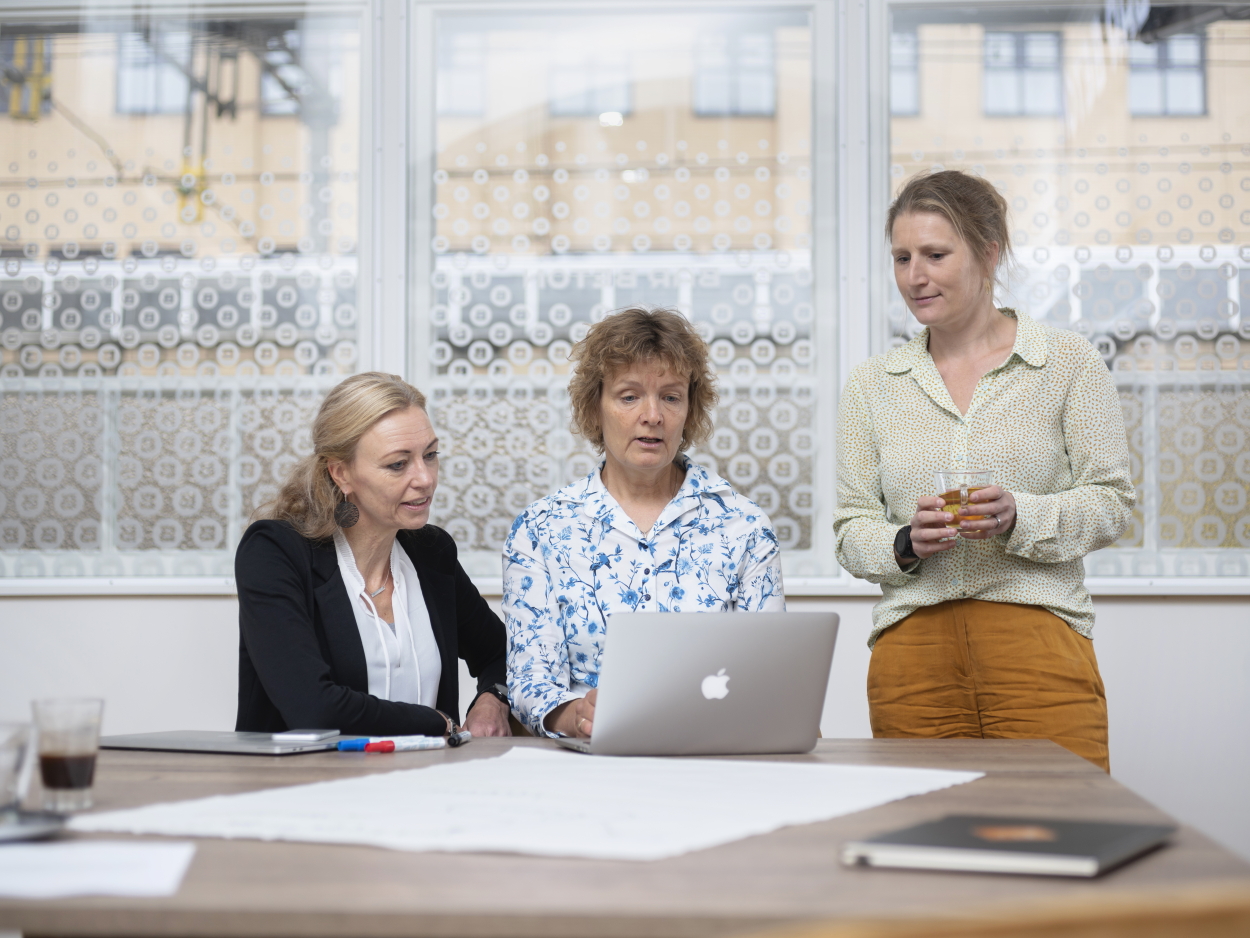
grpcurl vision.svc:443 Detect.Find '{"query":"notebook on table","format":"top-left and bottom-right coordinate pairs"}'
top-left (841, 815), bottom-right (1175, 877)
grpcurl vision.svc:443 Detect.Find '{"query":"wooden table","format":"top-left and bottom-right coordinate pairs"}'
top-left (1, 737), bottom-right (1247, 938)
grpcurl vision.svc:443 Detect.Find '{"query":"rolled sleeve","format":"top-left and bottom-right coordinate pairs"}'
top-left (501, 513), bottom-right (578, 737)
top-left (834, 372), bottom-right (921, 588)
top-left (736, 526), bottom-right (787, 611)
top-left (1005, 351), bottom-right (1136, 564)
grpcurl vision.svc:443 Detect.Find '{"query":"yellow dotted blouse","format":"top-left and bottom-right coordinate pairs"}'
top-left (835, 308), bottom-right (1136, 648)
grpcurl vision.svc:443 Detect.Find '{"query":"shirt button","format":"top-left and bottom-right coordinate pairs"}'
top-left (644, 568), bottom-right (650, 575)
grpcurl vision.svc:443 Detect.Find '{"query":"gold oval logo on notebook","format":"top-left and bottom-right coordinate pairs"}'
top-left (972, 824), bottom-right (1058, 842)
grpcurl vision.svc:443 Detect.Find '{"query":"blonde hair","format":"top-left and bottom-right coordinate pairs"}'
top-left (887, 170), bottom-right (1013, 287)
top-left (567, 306), bottom-right (717, 452)
top-left (260, 372), bottom-right (427, 540)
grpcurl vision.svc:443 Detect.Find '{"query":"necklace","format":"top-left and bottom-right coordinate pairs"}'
top-left (368, 569), bottom-right (390, 598)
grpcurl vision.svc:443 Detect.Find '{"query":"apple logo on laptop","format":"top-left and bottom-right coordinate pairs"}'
top-left (701, 668), bottom-right (730, 700)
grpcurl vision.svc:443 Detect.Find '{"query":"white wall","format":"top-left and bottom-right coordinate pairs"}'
top-left (0, 593), bottom-right (1246, 861)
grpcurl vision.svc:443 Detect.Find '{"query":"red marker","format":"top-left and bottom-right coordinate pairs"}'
top-left (364, 741), bottom-right (395, 753)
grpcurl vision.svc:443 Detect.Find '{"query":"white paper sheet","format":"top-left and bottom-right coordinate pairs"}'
top-left (0, 841), bottom-right (195, 898)
top-left (71, 748), bottom-right (982, 861)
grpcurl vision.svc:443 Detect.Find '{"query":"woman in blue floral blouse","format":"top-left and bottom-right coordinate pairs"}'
top-left (502, 307), bottom-right (786, 739)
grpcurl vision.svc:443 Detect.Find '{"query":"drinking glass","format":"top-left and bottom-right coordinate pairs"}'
top-left (32, 698), bottom-right (103, 812)
top-left (933, 470), bottom-right (995, 529)
top-left (0, 723), bottom-right (35, 816)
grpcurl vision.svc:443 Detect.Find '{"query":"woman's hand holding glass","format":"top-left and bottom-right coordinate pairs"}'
top-left (545, 690), bottom-right (597, 739)
top-left (906, 485), bottom-right (1018, 559)
top-left (955, 484), bottom-right (1017, 540)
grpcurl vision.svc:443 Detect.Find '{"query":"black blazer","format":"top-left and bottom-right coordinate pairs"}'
top-left (234, 519), bottom-right (507, 736)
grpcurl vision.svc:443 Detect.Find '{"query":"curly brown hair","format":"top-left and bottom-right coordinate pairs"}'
top-left (259, 372), bottom-right (427, 540)
top-left (886, 170), bottom-right (1013, 288)
top-left (567, 307), bottom-right (718, 453)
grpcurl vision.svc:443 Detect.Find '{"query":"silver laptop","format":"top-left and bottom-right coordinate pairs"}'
top-left (100, 730), bottom-right (343, 756)
top-left (556, 611), bottom-right (838, 756)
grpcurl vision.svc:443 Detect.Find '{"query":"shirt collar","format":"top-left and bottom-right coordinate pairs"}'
top-left (557, 456), bottom-right (734, 533)
top-left (883, 307), bottom-right (1047, 375)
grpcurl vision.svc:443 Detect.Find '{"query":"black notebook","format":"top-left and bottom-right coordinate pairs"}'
top-left (841, 815), bottom-right (1175, 877)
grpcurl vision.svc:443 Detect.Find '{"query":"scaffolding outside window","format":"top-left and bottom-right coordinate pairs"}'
top-left (0, 36), bottom-right (53, 118)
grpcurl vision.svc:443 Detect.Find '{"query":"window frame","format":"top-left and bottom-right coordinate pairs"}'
top-left (3, 0), bottom-right (1244, 597)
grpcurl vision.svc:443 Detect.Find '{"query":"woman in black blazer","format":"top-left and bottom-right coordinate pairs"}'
top-left (235, 373), bottom-right (510, 738)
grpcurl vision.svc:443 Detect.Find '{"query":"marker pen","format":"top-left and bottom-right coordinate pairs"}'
top-left (337, 735), bottom-right (447, 752)
top-left (370, 737), bottom-right (447, 752)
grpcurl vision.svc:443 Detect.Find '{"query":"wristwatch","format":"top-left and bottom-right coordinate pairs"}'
top-left (893, 524), bottom-right (918, 563)
top-left (469, 683), bottom-right (510, 715)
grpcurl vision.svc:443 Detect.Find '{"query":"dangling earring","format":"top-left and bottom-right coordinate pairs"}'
top-left (985, 277), bottom-right (993, 295)
top-left (334, 495), bottom-right (359, 528)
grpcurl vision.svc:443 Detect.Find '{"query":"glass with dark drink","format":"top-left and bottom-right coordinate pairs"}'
top-left (32, 698), bottom-right (103, 812)
top-left (934, 470), bottom-right (994, 530)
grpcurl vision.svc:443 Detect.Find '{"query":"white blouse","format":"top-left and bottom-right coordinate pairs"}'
top-left (333, 530), bottom-right (442, 707)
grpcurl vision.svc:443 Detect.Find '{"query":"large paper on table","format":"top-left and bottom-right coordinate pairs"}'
top-left (71, 747), bottom-right (982, 861)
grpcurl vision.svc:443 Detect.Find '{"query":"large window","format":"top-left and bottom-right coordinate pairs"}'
top-left (418, 8), bottom-right (817, 581)
top-left (3, 0), bottom-right (1246, 591)
top-left (1, 8), bottom-right (362, 579)
top-left (891, 9), bottom-right (1250, 578)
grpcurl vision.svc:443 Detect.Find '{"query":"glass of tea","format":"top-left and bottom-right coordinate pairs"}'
top-left (934, 470), bottom-right (995, 530)
top-left (32, 698), bottom-right (103, 812)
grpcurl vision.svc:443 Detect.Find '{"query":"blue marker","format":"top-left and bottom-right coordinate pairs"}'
top-left (337, 738), bottom-right (369, 751)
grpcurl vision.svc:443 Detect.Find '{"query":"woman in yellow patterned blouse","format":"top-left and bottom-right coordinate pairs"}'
top-left (835, 171), bottom-right (1135, 771)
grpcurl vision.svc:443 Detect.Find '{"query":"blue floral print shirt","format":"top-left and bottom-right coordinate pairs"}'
top-left (502, 457), bottom-right (785, 737)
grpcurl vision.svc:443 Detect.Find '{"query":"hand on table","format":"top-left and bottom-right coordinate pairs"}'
top-left (544, 690), bottom-right (597, 739)
top-left (461, 692), bottom-right (512, 737)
